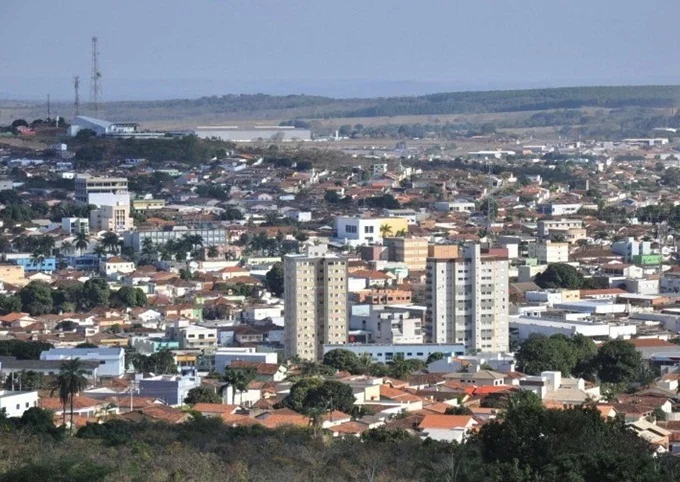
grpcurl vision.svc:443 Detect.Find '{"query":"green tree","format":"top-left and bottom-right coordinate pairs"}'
top-left (265, 262), bottom-right (284, 297)
top-left (74, 231), bottom-right (89, 255)
top-left (207, 245), bottom-right (219, 259)
top-left (534, 263), bottom-right (584, 289)
top-left (140, 237), bottom-right (156, 260)
top-left (516, 333), bottom-right (593, 376)
top-left (19, 281), bottom-right (53, 315)
top-left (445, 406), bottom-right (474, 415)
top-left (300, 380), bottom-right (355, 414)
top-left (594, 339), bottom-right (644, 384)
top-left (101, 232), bottom-right (120, 254)
top-left (220, 367), bottom-right (257, 404)
top-left (0, 293), bottom-right (22, 315)
top-left (3, 370), bottom-right (45, 391)
top-left (0, 340), bottom-right (53, 360)
top-left (111, 286), bottom-right (146, 308)
top-left (80, 278), bottom-right (110, 310)
top-left (184, 386), bottom-right (222, 405)
top-left (323, 349), bottom-right (360, 373)
top-left (53, 358), bottom-right (88, 432)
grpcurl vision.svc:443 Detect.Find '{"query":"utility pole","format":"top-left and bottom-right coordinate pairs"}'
top-left (47, 94), bottom-right (51, 120)
top-left (73, 75), bottom-right (80, 117)
top-left (90, 36), bottom-right (102, 116)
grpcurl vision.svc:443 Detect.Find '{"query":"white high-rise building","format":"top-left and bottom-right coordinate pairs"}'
top-left (427, 244), bottom-right (509, 353)
top-left (284, 245), bottom-right (348, 361)
top-left (75, 175), bottom-right (130, 206)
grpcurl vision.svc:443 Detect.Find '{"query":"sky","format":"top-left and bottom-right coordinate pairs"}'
top-left (2, 0), bottom-right (680, 101)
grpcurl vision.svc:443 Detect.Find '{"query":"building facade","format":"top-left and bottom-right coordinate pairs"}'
top-left (426, 244), bottom-right (510, 352)
top-left (125, 226), bottom-right (228, 252)
top-left (40, 347), bottom-right (125, 377)
top-left (384, 237), bottom-right (429, 271)
top-left (284, 245), bottom-right (349, 361)
top-left (334, 216), bottom-right (409, 246)
top-left (75, 175), bottom-right (130, 206)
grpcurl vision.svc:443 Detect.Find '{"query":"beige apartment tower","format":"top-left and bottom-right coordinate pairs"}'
top-left (284, 245), bottom-right (348, 361)
top-left (384, 237), bottom-right (429, 271)
top-left (426, 244), bottom-right (509, 353)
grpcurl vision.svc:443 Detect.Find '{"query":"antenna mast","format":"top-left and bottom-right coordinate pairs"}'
top-left (73, 75), bottom-right (80, 117)
top-left (90, 36), bottom-right (102, 115)
top-left (47, 94), bottom-right (51, 120)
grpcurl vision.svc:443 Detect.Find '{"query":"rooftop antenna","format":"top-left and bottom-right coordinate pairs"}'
top-left (90, 36), bottom-right (102, 115)
top-left (73, 75), bottom-right (80, 118)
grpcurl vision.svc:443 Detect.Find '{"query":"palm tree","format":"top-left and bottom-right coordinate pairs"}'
top-left (54, 358), bottom-right (88, 433)
top-left (30, 250), bottom-right (46, 270)
top-left (51, 374), bottom-right (71, 427)
top-left (379, 224), bottom-right (393, 238)
top-left (207, 245), bottom-right (219, 259)
top-left (101, 232), bottom-right (120, 254)
top-left (60, 241), bottom-right (74, 256)
top-left (395, 229), bottom-right (408, 237)
top-left (93, 244), bottom-right (107, 259)
top-left (74, 231), bottom-right (89, 255)
top-left (219, 367), bottom-right (256, 405)
top-left (141, 237), bottom-right (157, 260)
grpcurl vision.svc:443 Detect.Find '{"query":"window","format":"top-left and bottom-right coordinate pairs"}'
top-left (345, 225), bottom-right (357, 234)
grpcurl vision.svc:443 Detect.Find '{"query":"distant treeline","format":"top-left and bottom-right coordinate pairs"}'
top-left (20, 85), bottom-right (680, 124)
top-left (337, 85), bottom-right (680, 117)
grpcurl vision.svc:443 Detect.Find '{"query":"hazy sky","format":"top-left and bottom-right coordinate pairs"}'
top-left (2, 0), bottom-right (680, 100)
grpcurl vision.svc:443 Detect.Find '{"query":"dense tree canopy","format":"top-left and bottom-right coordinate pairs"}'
top-left (516, 333), bottom-right (597, 377)
top-left (265, 262), bottom-right (284, 297)
top-left (184, 386), bottom-right (221, 405)
top-left (534, 263), bottom-right (584, 289)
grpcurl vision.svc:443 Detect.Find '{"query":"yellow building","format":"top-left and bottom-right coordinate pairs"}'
top-left (0, 264), bottom-right (26, 287)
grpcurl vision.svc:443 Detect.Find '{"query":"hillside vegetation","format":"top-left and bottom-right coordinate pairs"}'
top-left (4, 85), bottom-right (680, 125)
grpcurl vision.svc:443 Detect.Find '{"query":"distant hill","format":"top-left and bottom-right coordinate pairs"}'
top-left (4, 85), bottom-right (680, 125)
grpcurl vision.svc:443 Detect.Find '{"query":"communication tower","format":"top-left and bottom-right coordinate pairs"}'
top-left (90, 36), bottom-right (102, 115)
top-left (73, 75), bottom-right (80, 117)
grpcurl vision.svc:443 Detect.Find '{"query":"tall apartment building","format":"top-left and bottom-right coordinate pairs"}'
top-left (75, 175), bottom-right (130, 206)
top-left (76, 175), bottom-right (132, 233)
top-left (284, 245), bottom-right (349, 361)
top-left (384, 237), bottom-right (429, 271)
top-left (426, 244), bottom-right (509, 352)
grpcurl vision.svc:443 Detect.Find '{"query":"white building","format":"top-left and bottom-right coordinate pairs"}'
top-left (284, 210), bottom-right (312, 223)
top-left (62, 217), bottom-right (89, 235)
top-left (40, 347), bottom-right (125, 377)
top-left (509, 315), bottom-right (636, 341)
top-left (75, 174), bottom-right (130, 207)
top-left (323, 343), bottom-right (464, 364)
top-left (195, 125), bottom-right (311, 142)
top-left (100, 256), bottom-right (136, 276)
top-left (427, 244), bottom-right (510, 352)
top-left (68, 116), bottom-right (138, 137)
top-left (528, 241), bottom-right (569, 264)
top-left (349, 305), bottom-right (423, 344)
top-left (418, 415), bottom-right (478, 443)
top-left (334, 216), bottom-right (409, 246)
top-left (433, 201), bottom-right (476, 213)
top-left (214, 347), bottom-right (278, 374)
top-left (166, 321), bottom-right (217, 350)
top-left (0, 390), bottom-right (39, 417)
top-left (536, 203), bottom-right (582, 216)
